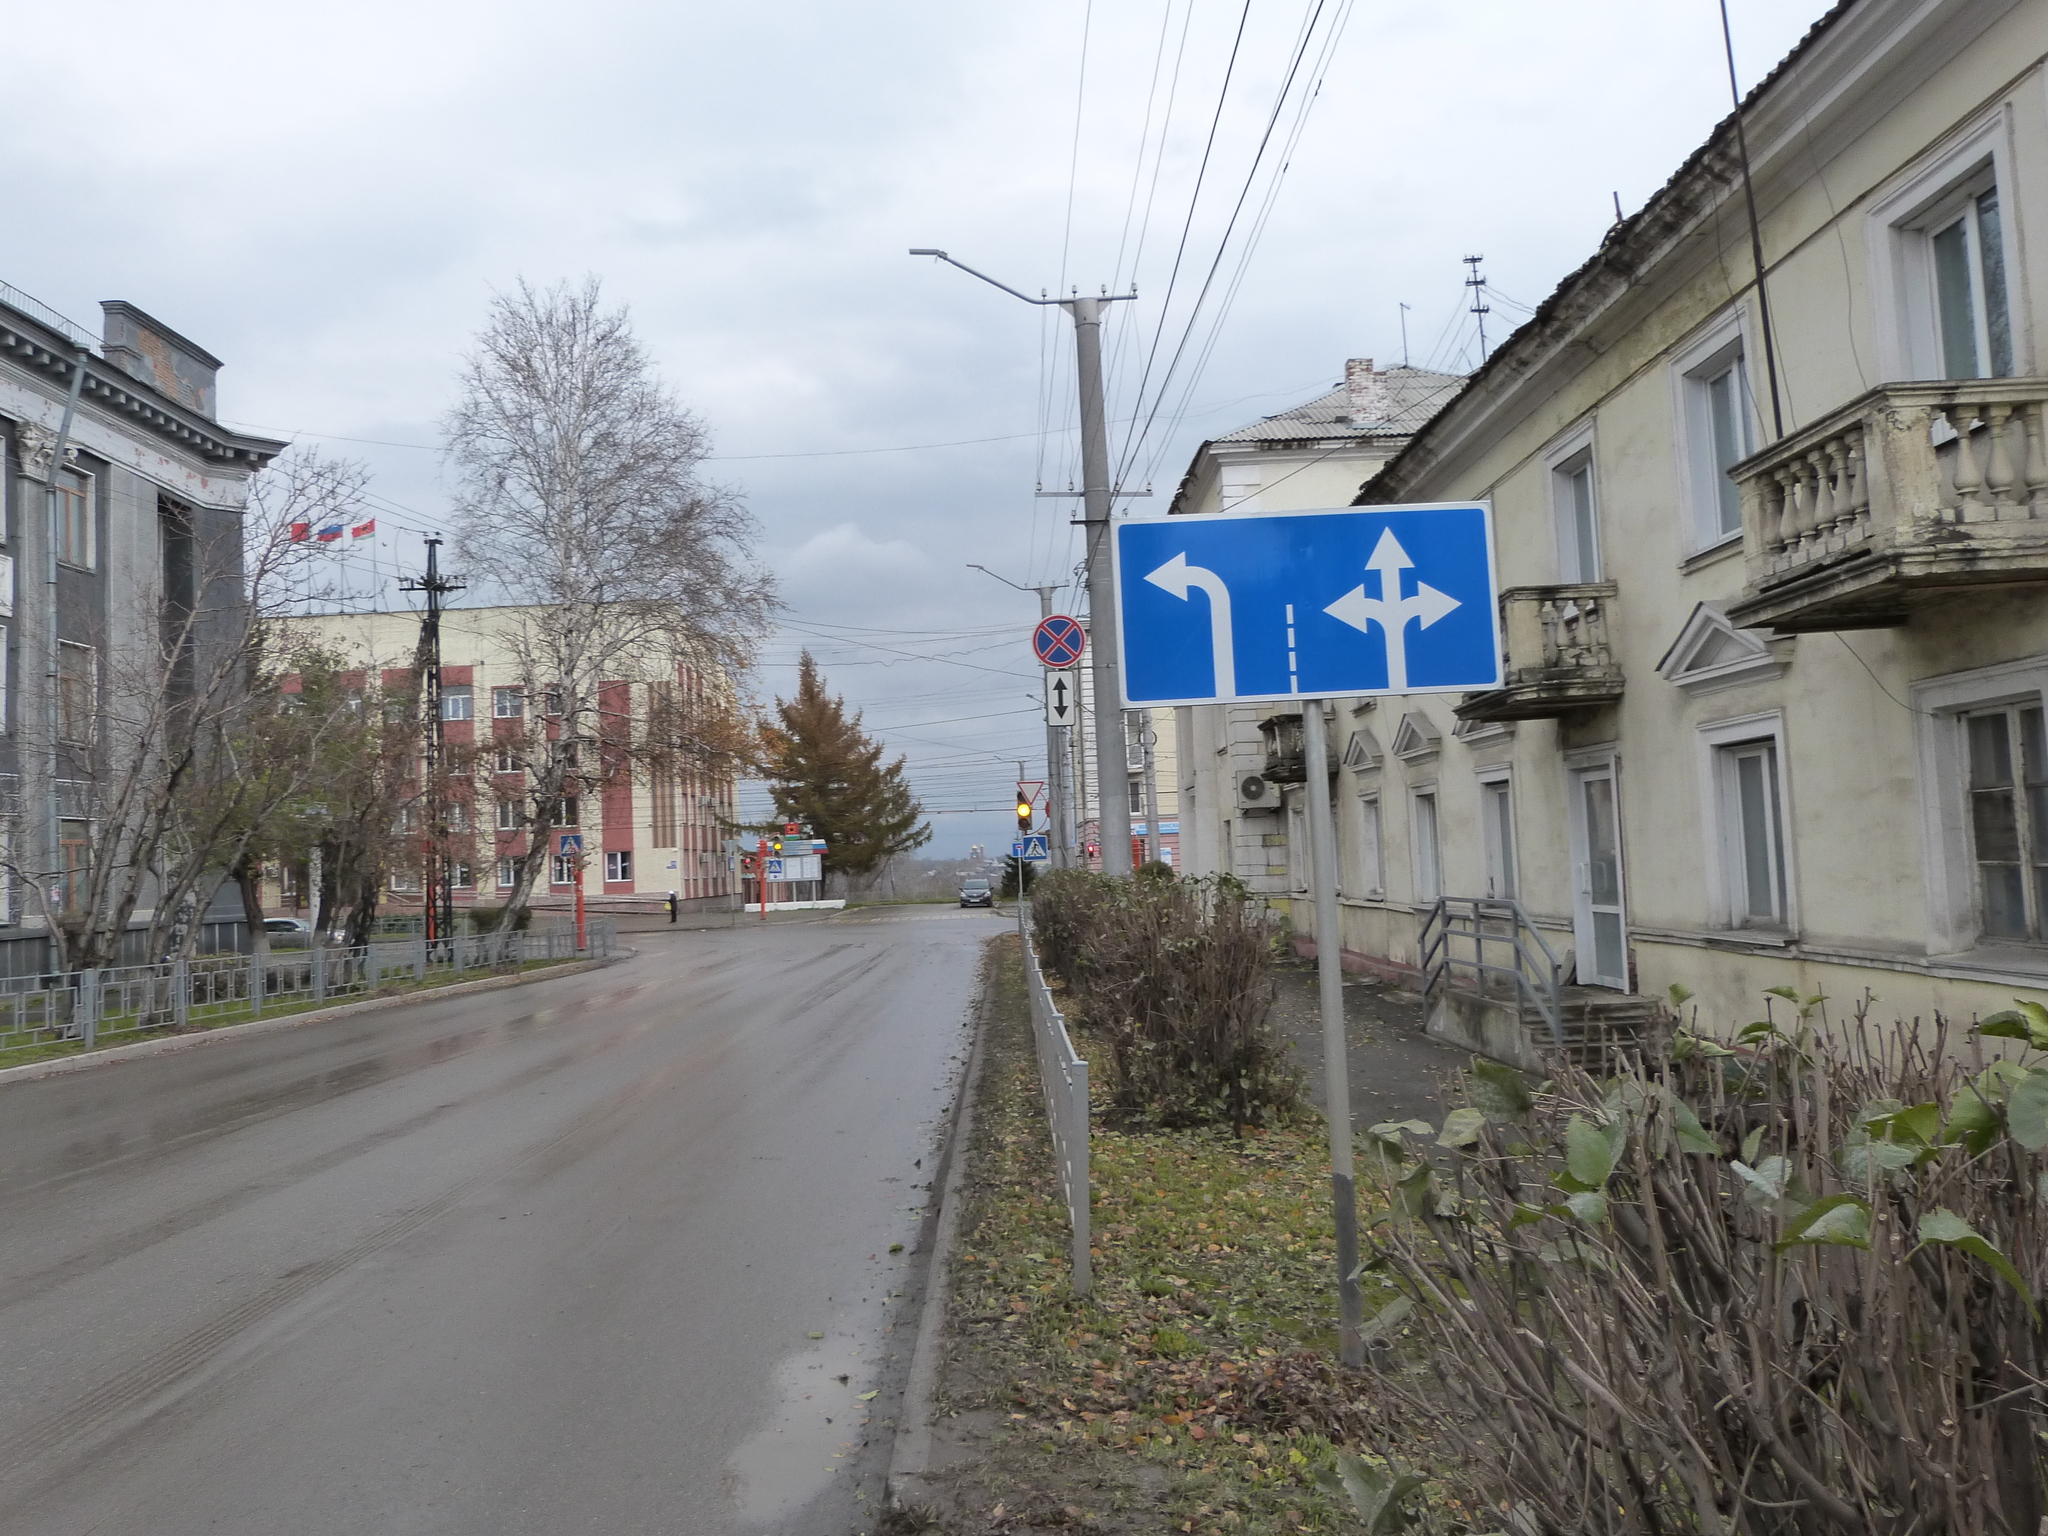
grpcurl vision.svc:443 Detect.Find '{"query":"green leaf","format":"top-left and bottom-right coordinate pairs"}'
top-left (1320, 1452), bottom-right (1427, 1535)
top-left (1741, 1126), bottom-right (1766, 1166)
top-left (1977, 1011), bottom-right (2038, 1042)
top-left (1667, 982), bottom-right (1694, 1009)
top-left (1369, 1119), bottom-right (1433, 1139)
top-left (1764, 985), bottom-right (1801, 1002)
top-left (1841, 1134), bottom-right (1922, 1181)
top-left (857, 1389), bottom-right (879, 1400)
top-left (1775, 1193), bottom-right (1871, 1250)
top-left (1437, 1107), bottom-right (1487, 1148)
top-left (1565, 1114), bottom-right (1623, 1189)
top-left (2009, 1070), bottom-right (2048, 1151)
top-left (1732, 1155), bottom-right (1790, 1209)
top-left (1507, 1202), bottom-right (1548, 1230)
top-left (1855, 1097), bottom-right (1907, 1126)
top-left (1562, 1189), bottom-right (1609, 1224)
top-left (1468, 1059), bottom-right (1533, 1124)
top-left (1668, 1096), bottom-right (1719, 1156)
top-left (1736, 1020), bottom-right (1778, 1046)
top-left (1395, 1163), bottom-right (1434, 1218)
top-left (1892, 1102), bottom-right (1942, 1146)
top-left (1916, 1209), bottom-right (2037, 1317)
top-left (1358, 1296), bottom-right (1413, 1344)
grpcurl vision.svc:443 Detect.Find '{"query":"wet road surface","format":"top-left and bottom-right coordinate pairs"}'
top-left (0, 904), bottom-right (1003, 1535)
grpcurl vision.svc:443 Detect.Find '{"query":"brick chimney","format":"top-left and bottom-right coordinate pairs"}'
top-left (1344, 357), bottom-right (1392, 427)
top-left (100, 301), bottom-right (221, 418)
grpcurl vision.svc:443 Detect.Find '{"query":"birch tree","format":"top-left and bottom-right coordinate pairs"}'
top-left (442, 279), bottom-right (772, 928)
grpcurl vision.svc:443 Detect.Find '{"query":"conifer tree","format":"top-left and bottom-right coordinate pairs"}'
top-left (760, 653), bottom-right (930, 880)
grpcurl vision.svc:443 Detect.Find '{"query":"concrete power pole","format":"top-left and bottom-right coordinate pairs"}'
top-left (913, 251), bottom-right (1135, 876)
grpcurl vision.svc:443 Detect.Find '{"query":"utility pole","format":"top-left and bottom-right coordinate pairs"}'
top-left (913, 250), bottom-right (1137, 875)
top-left (1463, 255), bottom-right (1491, 364)
top-left (399, 538), bottom-right (466, 949)
top-left (969, 564), bottom-right (1070, 869)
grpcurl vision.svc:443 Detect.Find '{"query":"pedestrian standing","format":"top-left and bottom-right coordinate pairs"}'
top-left (667, 891), bottom-right (679, 924)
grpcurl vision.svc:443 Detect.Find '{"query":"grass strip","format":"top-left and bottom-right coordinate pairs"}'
top-left (909, 933), bottom-right (1425, 1535)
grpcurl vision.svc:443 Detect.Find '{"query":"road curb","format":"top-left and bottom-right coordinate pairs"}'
top-left (0, 953), bottom-right (626, 1090)
top-left (887, 939), bottom-right (994, 1513)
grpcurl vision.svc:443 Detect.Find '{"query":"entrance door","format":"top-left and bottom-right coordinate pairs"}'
top-left (1568, 761), bottom-right (1628, 989)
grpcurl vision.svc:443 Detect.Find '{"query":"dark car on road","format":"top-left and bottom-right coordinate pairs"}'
top-left (958, 877), bottom-right (993, 908)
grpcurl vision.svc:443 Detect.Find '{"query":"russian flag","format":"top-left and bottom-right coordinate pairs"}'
top-left (315, 522), bottom-right (344, 543)
top-left (289, 521), bottom-right (311, 542)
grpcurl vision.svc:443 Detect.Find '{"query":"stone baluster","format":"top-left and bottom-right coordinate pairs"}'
top-left (1946, 403), bottom-right (1984, 521)
top-left (1582, 597), bottom-right (1610, 667)
top-left (1780, 462), bottom-right (1815, 553)
top-left (1837, 430), bottom-right (1868, 538)
top-left (1757, 469), bottom-right (1788, 557)
top-left (1984, 402), bottom-right (2021, 518)
top-left (1537, 597), bottom-right (1561, 672)
top-left (1807, 446), bottom-right (1837, 547)
top-left (2023, 400), bottom-right (2048, 519)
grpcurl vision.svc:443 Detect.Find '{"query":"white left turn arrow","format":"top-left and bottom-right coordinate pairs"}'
top-left (1145, 552), bottom-right (1235, 697)
top-left (1322, 528), bottom-right (1460, 689)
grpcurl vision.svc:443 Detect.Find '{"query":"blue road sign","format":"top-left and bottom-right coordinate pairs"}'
top-left (1113, 503), bottom-right (1502, 707)
top-left (557, 832), bottom-right (583, 856)
top-left (1013, 834), bottom-right (1051, 862)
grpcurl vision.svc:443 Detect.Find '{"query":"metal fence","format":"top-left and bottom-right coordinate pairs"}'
top-left (0, 918), bottom-right (617, 1064)
top-left (1017, 902), bottom-right (1091, 1295)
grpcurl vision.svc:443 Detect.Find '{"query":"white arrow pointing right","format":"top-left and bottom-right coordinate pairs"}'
top-left (1144, 552), bottom-right (1235, 697)
top-left (1322, 527), bottom-right (1461, 690)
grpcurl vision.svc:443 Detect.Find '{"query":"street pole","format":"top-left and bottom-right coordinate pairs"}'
top-left (1140, 709), bottom-right (1160, 868)
top-left (400, 539), bottom-right (466, 949)
top-left (914, 250), bottom-right (1135, 875)
top-left (1299, 700), bottom-right (1364, 1366)
top-left (968, 565), bottom-right (1072, 871)
top-left (574, 843), bottom-right (587, 953)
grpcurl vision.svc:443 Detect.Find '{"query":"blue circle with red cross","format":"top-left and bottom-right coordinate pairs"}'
top-left (1033, 615), bottom-right (1086, 668)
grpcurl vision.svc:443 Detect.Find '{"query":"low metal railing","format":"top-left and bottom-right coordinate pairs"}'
top-left (1018, 902), bottom-right (1091, 1296)
top-left (1419, 896), bottom-right (1562, 1050)
top-left (0, 918), bottom-right (616, 1063)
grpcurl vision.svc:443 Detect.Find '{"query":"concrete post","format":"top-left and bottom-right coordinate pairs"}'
top-left (1068, 297), bottom-right (1132, 877)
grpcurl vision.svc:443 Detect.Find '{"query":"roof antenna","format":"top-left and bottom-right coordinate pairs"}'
top-left (1719, 0), bottom-right (1785, 441)
top-left (1463, 255), bottom-right (1491, 363)
top-left (1612, 190), bottom-right (1625, 225)
top-left (1398, 302), bottom-right (1411, 368)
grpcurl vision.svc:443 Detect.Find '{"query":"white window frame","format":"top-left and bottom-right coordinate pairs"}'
top-left (605, 850), bottom-right (632, 883)
top-left (496, 798), bottom-right (521, 831)
top-left (1477, 767), bottom-right (1517, 901)
top-left (1541, 423), bottom-right (1601, 582)
top-left (550, 852), bottom-right (577, 886)
top-left (1912, 654), bottom-right (2048, 954)
top-left (1868, 107), bottom-right (2027, 382)
top-left (494, 748), bottom-right (520, 775)
top-left (1669, 311), bottom-right (1757, 552)
top-left (491, 686), bottom-right (524, 719)
top-left (450, 860), bottom-right (473, 890)
top-left (439, 686), bottom-right (473, 722)
top-left (1354, 792), bottom-right (1384, 900)
top-left (54, 466), bottom-right (95, 571)
top-left (496, 857), bottom-right (518, 890)
top-left (1696, 712), bottom-right (1796, 932)
top-left (1410, 784), bottom-right (1442, 905)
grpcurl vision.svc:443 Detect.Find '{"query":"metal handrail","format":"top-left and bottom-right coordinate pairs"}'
top-left (1017, 901), bottom-right (1092, 1296)
top-left (1420, 896), bottom-right (1563, 1049)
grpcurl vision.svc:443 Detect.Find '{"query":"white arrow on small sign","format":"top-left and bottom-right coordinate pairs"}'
top-left (1045, 669), bottom-right (1077, 727)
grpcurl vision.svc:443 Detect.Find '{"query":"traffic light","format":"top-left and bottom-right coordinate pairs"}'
top-left (1016, 795), bottom-right (1033, 835)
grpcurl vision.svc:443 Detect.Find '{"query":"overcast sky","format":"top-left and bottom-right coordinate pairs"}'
top-left (6, 0), bottom-right (1826, 860)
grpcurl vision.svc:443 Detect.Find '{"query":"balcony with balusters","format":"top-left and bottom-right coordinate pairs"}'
top-left (1726, 379), bottom-right (2048, 632)
top-left (1453, 582), bottom-right (1624, 723)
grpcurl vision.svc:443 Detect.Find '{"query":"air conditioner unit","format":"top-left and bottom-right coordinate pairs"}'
top-left (1234, 770), bottom-right (1278, 812)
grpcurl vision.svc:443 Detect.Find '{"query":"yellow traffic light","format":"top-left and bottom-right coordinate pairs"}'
top-left (1016, 798), bottom-right (1032, 832)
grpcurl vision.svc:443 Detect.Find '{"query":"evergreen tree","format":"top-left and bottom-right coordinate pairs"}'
top-left (760, 653), bottom-right (930, 880)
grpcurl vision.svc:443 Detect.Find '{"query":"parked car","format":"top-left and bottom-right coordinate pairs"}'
top-left (958, 877), bottom-right (993, 908)
top-left (263, 917), bottom-right (313, 949)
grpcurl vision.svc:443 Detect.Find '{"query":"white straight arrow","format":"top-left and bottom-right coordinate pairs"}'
top-left (1144, 552), bottom-right (1235, 697)
top-left (1322, 528), bottom-right (1460, 689)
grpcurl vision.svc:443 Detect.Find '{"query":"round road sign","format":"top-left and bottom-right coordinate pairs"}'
top-left (1032, 615), bottom-right (1086, 669)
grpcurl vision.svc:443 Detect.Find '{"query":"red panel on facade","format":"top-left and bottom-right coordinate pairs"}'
top-left (440, 664), bottom-right (474, 685)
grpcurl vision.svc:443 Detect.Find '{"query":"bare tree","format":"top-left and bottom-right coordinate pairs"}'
top-left (5, 450), bottom-right (374, 972)
top-left (442, 279), bottom-right (773, 928)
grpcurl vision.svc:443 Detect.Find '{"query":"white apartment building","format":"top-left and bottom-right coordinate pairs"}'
top-left (1179, 0), bottom-right (2048, 1048)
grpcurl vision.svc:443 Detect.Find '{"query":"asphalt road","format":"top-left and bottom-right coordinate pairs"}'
top-left (0, 903), bottom-right (1005, 1535)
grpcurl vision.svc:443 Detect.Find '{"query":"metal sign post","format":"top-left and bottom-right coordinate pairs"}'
top-left (1111, 501), bottom-right (1502, 1371)
top-left (558, 832), bottom-right (587, 953)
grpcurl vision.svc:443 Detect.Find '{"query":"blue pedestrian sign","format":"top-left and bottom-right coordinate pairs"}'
top-left (557, 832), bottom-right (583, 856)
top-left (1013, 834), bottom-right (1050, 862)
top-left (1113, 503), bottom-right (1502, 706)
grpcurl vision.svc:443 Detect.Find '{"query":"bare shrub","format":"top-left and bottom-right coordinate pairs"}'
top-left (1361, 995), bottom-right (2048, 1534)
top-left (1074, 875), bottom-right (1300, 1130)
top-left (1026, 867), bottom-right (1117, 987)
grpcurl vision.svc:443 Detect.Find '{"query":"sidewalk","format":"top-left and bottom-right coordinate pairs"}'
top-left (1264, 963), bottom-right (1467, 1133)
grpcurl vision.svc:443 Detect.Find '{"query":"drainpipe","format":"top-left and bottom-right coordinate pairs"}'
top-left (38, 345), bottom-right (88, 974)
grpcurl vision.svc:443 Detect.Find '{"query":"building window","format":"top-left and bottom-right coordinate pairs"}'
top-left (495, 748), bottom-right (520, 775)
top-left (1412, 790), bottom-right (1442, 904)
top-left (492, 686), bottom-right (524, 718)
top-left (1717, 740), bottom-right (1789, 926)
top-left (1545, 433), bottom-right (1602, 581)
top-left (496, 798), bottom-right (521, 831)
top-left (1480, 775), bottom-right (1516, 900)
top-left (450, 861), bottom-right (474, 889)
top-left (390, 869), bottom-right (421, 894)
top-left (544, 685), bottom-right (565, 717)
top-left (55, 469), bottom-right (93, 569)
top-left (58, 822), bottom-right (88, 913)
top-left (1965, 703), bottom-right (2047, 941)
top-left (651, 770), bottom-right (677, 847)
top-left (606, 850), bottom-right (632, 883)
top-left (57, 642), bottom-right (94, 743)
top-left (1925, 185), bottom-right (2013, 381)
top-left (440, 686), bottom-right (473, 722)
top-left (1677, 332), bottom-right (1753, 545)
top-left (497, 858), bottom-right (518, 889)
top-left (445, 802), bottom-right (471, 833)
top-left (552, 796), bottom-right (579, 827)
top-left (551, 852), bottom-right (576, 885)
top-left (1354, 794), bottom-right (1383, 899)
